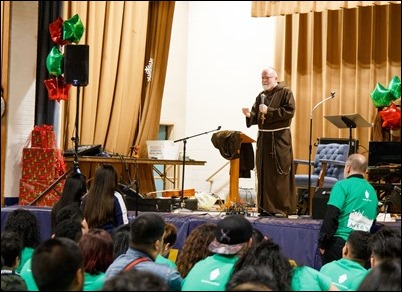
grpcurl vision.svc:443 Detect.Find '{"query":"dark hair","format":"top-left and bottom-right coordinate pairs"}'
top-left (79, 228), bottom-right (114, 274)
top-left (130, 213), bottom-right (165, 245)
top-left (82, 164), bottom-right (118, 229)
top-left (51, 173), bottom-right (87, 232)
top-left (111, 223), bottom-right (131, 259)
top-left (176, 223), bottom-right (217, 278)
top-left (234, 238), bottom-right (292, 291)
top-left (55, 204), bottom-right (84, 225)
top-left (370, 227), bottom-right (401, 261)
top-left (226, 265), bottom-right (279, 291)
top-left (102, 269), bottom-right (168, 291)
top-left (1, 231), bottom-right (23, 267)
top-left (32, 237), bottom-right (84, 291)
top-left (347, 230), bottom-right (371, 262)
top-left (251, 228), bottom-right (265, 247)
top-left (357, 258), bottom-right (401, 291)
top-left (163, 222), bottom-right (178, 246)
top-left (4, 209), bottom-right (40, 248)
top-left (54, 218), bottom-right (83, 242)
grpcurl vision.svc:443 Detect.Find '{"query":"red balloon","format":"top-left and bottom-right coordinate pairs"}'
top-left (49, 17), bottom-right (69, 46)
top-left (379, 103), bottom-right (401, 129)
top-left (44, 76), bottom-right (71, 102)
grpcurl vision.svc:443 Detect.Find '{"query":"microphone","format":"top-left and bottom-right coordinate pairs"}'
top-left (260, 93), bottom-right (266, 105)
top-left (217, 126), bottom-right (221, 130)
top-left (311, 91), bottom-right (336, 118)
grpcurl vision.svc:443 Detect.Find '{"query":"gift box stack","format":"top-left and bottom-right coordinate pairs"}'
top-left (19, 125), bottom-right (67, 207)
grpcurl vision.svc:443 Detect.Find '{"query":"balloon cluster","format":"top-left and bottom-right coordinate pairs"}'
top-left (370, 76), bottom-right (401, 130)
top-left (44, 15), bottom-right (84, 102)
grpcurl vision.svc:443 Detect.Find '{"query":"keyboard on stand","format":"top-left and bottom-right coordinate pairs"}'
top-left (63, 144), bottom-right (102, 157)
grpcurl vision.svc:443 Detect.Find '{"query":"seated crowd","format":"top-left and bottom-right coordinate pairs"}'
top-left (1, 163), bottom-right (401, 291)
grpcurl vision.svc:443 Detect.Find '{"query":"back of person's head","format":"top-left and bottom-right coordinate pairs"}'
top-left (55, 204), bottom-right (84, 224)
top-left (78, 228), bottom-right (114, 274)
top-left (345, 230), bottom-right (371, 263)
top-left (54, 218), bottom-right (84, 242)
top-left (176, 222), bottom-right (217, 278)
top-left (346, 153), bottom-right (368, 174)
top-left (130, 213), bottom-right (165, 245)
top-left (234, 237), bottom-right (292, 291)
top-left (4, 208), bottom-right (40, 248)
top-left (357, 257), bottom-right (401, 291)
top-left (226, 265), bottom-right (278, 291)
top-left (1, 231), bottom-right (23, 268)
top-left (251, 228), bottom-right (266, 248)
top-left (208, 214), bottom-right (253, 255)
top-left (163, 222), bottom-right (178, 246)
top-left (369, 226), bottom-right (401, 264)
top-left (61, 172), bottom-right (87, 202)
top-left (111, 223), bottom-right (131, 259)
top-left (31, 237), bottom-right (84, 291)
top-left (102, 269), bottom-right (168, 291)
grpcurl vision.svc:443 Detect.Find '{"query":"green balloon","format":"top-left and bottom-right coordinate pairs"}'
top-left (63, 14), bottom-right (84, 44)
top-left (388, 75), bottom-right (401, 100)
top-left (46, 46), bottom-right (64, 77)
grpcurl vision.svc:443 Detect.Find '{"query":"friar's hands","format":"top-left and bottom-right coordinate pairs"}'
top-left (259, 104), bottom-right (268, 114)
top-left (242, 107), bottom-right (251, 118)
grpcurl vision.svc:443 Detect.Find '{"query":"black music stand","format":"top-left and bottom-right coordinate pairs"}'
top-left (325, 114), bottom-right (372, 155)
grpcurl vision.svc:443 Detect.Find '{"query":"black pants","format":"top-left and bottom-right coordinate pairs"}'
top-left (321, 236), bottom-right (346, 265)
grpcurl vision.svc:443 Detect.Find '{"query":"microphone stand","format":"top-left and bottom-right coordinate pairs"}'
top-left (174, 126), bottom-right (221, 212)
top-left (308, 92), bottom-right (335, 202)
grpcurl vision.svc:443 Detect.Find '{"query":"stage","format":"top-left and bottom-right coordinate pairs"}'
top-left (1, 205), bottom-right (400, 270)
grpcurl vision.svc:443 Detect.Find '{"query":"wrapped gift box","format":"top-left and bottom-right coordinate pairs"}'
top-left (21, 148), bottom-right (65, 180)
top-left (30, 125), bottom-right (56, 148)
top-left (19, 178), bottom-right (65, 207)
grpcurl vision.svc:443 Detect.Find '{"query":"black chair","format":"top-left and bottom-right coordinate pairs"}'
top-left (294, 143), bottom-right (350, 216)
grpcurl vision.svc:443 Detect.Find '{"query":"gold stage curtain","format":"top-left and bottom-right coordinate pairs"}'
top-left (269, 3), bottom-right (401, 167)
top-left (252, 1), bottom-right (401, 17)
top-left (61, 1), bottom-right (175, 193)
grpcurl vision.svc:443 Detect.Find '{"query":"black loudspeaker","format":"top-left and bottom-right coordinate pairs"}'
top-left (64, 44), bottom-right (89, 86)
top-left (312, 188), bottom-right (332, 219)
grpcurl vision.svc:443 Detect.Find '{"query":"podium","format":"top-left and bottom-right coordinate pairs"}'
top-left (325, 113), bottom-right (372, 155)
top-left (226, 133), bottom-right (255, 208)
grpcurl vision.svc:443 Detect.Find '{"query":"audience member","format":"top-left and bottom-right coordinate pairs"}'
top-left (3, 209), bottom-right (41, 273)
top-left (176, 223), bottom-right (217, 278)
top-left (319, 154), bottom-right (378, 265)
top-left (357, 258), bottom-right (401, 291)
top-left (1, 231), bottom-right (28, 291)
top-left (368, 226), bottom-right (401, 267)
top-left (55, 204), bottom-right (89, 236)
top-left (82, 164), bottom-right (128, 233)
top-left (102, 269), bottom-right (168, 291)
top-left (51, 172), bottom-right (87, 233)
top-left (20, 216), bottom-right (84, 291)
top-left (111, 223), bottom-right (131, 260)
top-left (181, 214), bottom-right (253, 291)
top-left (155, 222), bottom-right (178, 269)
top-left (226, 265), bottom-right (278, 291)
top-left (320, 230), bottom-right (371, 290)
top-left (251, 228), bottom-right (267, 247)
top-left (79, 228), bottom-right (114, 291)
top-left (31, 237), bottom-right (84, 291)
top-left (105, 213), bottom-right (182, 291)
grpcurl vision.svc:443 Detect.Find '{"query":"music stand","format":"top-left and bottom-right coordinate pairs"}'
top-left (325, 114), bottom-right (372, 155)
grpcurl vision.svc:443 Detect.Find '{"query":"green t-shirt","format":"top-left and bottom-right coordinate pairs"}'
top-left (155, 254), bottom-right (177, 270)
top-left (328, 176), bottom-right (378, 240)
top-left (83, 272), bottom-right (105, 291)
top-left (181, 254), bottom-right (239, 291)
top-left (16, 247), bottom-right (34, 274)
top-left (291, 265), bottom-right (332, 291)
top-left (19, 258), bottom-right (38, 291)
top-left (320, 258), bottom-right (369, 291)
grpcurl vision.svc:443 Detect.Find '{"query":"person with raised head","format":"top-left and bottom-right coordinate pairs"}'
top-left (31, 237), bottom-right (84, 291)
top-left (320, 230), bottom-right (371, 290)
top-left (242, 67), bottom-right (296, 217)
top-left (3, 209), bottom-right (41, 274)
top-left (105, 213), bottom-right (182, 291)
top-left (1, 231), bottom-right (28, 291)
top-left (82, 164), bottom-right (128, 233)
top-left (181, 215), bottom-right (253, 291)
top-left (176, 223), bottom-right (217, 279)
top-left (51, 172), bottom-right (87, 233)
top-left (319, 153), bottom-right (379, 265)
